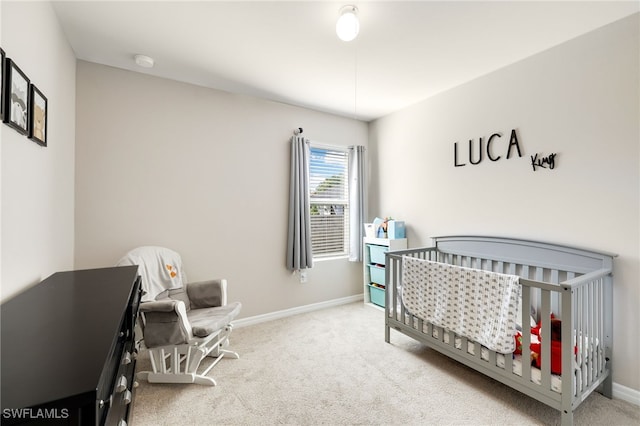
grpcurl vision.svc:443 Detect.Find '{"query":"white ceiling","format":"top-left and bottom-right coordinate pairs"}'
top-left (51, 0), bottom-right (639, 122)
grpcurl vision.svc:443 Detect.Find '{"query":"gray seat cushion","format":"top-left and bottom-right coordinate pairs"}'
top-left (186, 302), bottom-right (242, 338)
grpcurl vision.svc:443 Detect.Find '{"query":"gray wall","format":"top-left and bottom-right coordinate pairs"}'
top-left (369, 14), bottom-right (639, 392)
top-left (74, 61), bottom-right (367, 318)
top-left (1, 1), bottom-right (76, 300)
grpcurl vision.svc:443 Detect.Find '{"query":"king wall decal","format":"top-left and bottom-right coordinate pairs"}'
top-left (453, 129), bottom-right (557, 171)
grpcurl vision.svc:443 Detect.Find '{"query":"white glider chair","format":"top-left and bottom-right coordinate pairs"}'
top-left (116, 246), bottom-right (241, 386)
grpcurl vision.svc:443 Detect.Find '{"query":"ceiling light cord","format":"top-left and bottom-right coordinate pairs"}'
top-left (353, 45), bottom-right (358, 121)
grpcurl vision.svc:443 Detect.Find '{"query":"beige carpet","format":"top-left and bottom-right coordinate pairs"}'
top-left (131, 302), bottom-right (639, 425)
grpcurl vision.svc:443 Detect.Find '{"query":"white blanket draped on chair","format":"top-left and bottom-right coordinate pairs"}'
top-left (401, 256), bottom-right (521, 354)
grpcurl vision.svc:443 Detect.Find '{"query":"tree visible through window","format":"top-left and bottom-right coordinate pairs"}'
top-left (309, 146), bottom-right (349, 258)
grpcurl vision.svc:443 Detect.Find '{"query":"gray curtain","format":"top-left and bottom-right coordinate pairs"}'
top-left (286, 136), bottom-right (313, 271)
top-left (348, 145), bottom-right (366, 262)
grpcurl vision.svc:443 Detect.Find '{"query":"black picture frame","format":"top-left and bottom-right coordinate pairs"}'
top-left (29, 84), bottom-right (47, 146)
top-left (3, 58), bottom-right (30, 135)
top-left (0, 48), bottom-right (5, 121)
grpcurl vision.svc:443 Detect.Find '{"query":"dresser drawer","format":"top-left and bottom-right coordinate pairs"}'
top-left (104, 338), bottom-right (137, 426)
top-left (103, 278), bottom-right (140, 425)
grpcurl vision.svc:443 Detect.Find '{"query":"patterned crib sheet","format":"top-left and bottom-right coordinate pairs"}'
top-left (401, 256), bottom-right (521, 354)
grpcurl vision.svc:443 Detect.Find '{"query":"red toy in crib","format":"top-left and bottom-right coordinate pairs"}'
top-left (529, 314), bottom-right (577, 375)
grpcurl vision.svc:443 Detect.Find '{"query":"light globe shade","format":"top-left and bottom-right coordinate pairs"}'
top-left (336, 6), bottom-right (359, 42)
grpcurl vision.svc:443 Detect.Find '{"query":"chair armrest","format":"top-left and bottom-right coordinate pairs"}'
top-left (186, 279), bottom-right (228, 309)
top-left (139, 299), bottom-right (193, 347)
top-left (140, 299), bottom-right (181, 312)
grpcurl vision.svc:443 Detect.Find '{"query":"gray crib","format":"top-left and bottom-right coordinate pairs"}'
top-left (384, 236), bottom-right (615, 426)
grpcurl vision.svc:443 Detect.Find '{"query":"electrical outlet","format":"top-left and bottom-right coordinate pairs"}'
top-left (300, 270), bottom-right (308, 283)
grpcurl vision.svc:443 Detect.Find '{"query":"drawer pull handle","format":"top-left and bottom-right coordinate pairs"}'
top-left (122, 390), bottom-right (132, 405)
top-left (122, 351), bottom-right (132, 365)
top-left (115, 375), bottom-right (127, 393)
top-left (99, 395), bottom-right (112, 408)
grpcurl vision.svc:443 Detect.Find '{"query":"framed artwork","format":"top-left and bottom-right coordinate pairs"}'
top-left (3, 58), bottom-right (30, 135)
top-left (0, 48), bottom-right (4, 121)
top-left (29, 85), bottom-right (47, 146)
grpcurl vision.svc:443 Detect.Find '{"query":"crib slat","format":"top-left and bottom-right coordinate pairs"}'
top-left (551, 269), bottom-right (560, 314)
top-left (521, 279), bottom-right (532, 383)
top-left (464, 342), bottom-right (482, 360)
top-left (586, 283), bottom-right (591, 386)
top-left (560, 282), bottom-right (574, 418)
top-left (589, 281), bottom-right (595, 385)
top-left (597, 277), bottom-right (604, 375)
top-left (488, 348), bottom-right (497, 366)
top-left (504, 350), bottom-right (513, 376)
top-left (596, 279), bottom-right (603, 379)
top-left (540, 289), bottom-right (552, 391)
top-left (576, 285), bottom-right (584, 393)
top-left (397, 256), bottom-right (406, 324)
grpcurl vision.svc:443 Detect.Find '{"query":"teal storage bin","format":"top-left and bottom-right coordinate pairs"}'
top-left (368, 264), bottom-right (385, 286)
top-left (367, 244), bottom-right (388, 265)
top-left (368, 284), bottom-right (385, 307)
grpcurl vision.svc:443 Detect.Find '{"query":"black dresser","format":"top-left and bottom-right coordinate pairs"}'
top-left (1, 266), bottom-right (141, 425)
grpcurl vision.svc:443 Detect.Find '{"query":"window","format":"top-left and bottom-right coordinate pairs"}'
top-left (309, 146), bottom-right (349, 258)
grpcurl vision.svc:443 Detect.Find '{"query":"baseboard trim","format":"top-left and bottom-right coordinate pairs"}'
top-left (614, 382), bottom-right (640, 406)
top-left (232, 293), bottom-right (639, 406)
top-left (233, 293), bottom-right (364, 329)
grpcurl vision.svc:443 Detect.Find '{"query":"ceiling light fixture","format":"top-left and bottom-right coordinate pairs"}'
top-left (134, 54), bottom-right (155, 68)
top-left (336, 5), bottom-right (359, 42)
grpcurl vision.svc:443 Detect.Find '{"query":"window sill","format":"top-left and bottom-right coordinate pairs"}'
top-left (313, 255), bottom-right (349, 262)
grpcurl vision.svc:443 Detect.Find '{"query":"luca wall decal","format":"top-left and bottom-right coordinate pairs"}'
top-left (3, 58), bottom-right (30, 135)
top-left (454, 129), bottom-right (523, 167)
top-left (453, 128), bottom-right (557, 171)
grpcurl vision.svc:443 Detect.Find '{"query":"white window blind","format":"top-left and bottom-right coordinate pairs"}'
top-left (309, 146), bottom-right (349, 258)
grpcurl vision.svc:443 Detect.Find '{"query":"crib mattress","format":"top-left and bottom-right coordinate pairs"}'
top-left (440, 330), bottom-right (563, 393)
top-left (429, 327), bottom-right (600, 395)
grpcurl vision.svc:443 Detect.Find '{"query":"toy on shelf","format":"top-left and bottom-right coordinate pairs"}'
top-left (371, 217), bottom-right (405, 239)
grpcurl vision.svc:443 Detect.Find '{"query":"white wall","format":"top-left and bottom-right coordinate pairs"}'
top-left (0, 1), bottom-right (76, 300)
top-left (74, 61), bottom-right (367, 318)
top-left (369, 15), bottom-right (639, 392)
